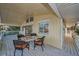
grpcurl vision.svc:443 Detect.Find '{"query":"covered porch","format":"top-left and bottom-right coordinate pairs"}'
top-left (0, 3), bottom-right (79, 56)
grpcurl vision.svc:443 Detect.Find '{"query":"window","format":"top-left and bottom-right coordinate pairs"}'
top-left (39, 20), bottom-right (49, 34)
top-left (30, 17), bottom-right (33, 22)
top-left (26, 16), bottom-right (34, 23)
top-left (26, 18), bottom-right (29, 23)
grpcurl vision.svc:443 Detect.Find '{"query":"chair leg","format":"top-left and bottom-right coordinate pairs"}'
top-left (14, 49), bottom-right (16, 56)
top-left (28, 47), bottom-right (29, 50)
top-left (21, 49), bottom-right (23, 56)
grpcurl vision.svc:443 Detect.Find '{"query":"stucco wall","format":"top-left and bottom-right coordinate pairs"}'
top-left (32, 14), bottom-right (63, 49)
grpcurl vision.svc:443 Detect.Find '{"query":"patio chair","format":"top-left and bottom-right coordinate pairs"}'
top-left (30, 33), bottom-right (37, 39)
top-left (17, 34), bottom-right (25, 40)
top-left (30, 33), bottom-right (37, 36)
top-left (34, 36), bottom-right (45, 51)
top-left (13, 40), bottom-right (29, 56)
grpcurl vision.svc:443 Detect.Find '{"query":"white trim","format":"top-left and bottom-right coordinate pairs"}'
top-left (0, 23), bottom-right (20, 26)
top-left (60, 19), bottom-right (65, 49)
top-left (0, 16), bottom-right (1, 23)
top-left (23, 22), bottom-right (33, 26)
top-left (48, 3), bottom-right (62, 18)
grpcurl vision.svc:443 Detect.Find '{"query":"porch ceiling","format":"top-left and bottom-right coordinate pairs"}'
top-left (0, 3), bottom-right (55, 26)
top-left (56, 3), bottom-right (79, 27)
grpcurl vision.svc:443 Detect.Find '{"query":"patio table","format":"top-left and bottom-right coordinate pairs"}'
top-left (21, 37), bottom-right (36, 49)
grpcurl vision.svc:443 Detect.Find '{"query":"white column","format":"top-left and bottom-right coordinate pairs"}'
top-left (60, 19), bottom-right (65, 49)
top-left (20, 26), bottom-right (26, 35)
top-left (0, 16), bottom-right (1, 23)
top-left (19, 26), bottom-right (23, 34)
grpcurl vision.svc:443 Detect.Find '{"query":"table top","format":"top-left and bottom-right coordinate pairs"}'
top-left (25, 39), bottom-right (35, 42)
top-left (21, 37), bottom-right (36, 42)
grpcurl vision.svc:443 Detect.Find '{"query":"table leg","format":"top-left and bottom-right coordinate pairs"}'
top-left (21, 49), bottom-right (23, 56)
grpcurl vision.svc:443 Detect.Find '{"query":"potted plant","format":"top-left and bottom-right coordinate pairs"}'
top-left (75, 28), bottom-right (79, 35)
top-left (74, 28), bottom-right (79, 49)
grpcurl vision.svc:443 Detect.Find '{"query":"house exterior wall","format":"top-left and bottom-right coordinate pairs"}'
top-left (32, 13), bottom-right (63, 49)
